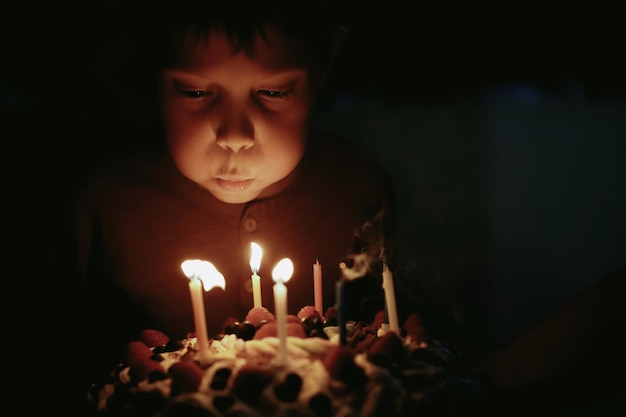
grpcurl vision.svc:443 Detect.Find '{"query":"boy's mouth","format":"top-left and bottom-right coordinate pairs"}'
top-left (216, 178), bottom-right (253, 192)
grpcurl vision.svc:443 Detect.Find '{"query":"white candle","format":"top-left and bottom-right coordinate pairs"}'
top-left (382, 262), bottom-right (400, 334)
top-left (272, 258), bottom-right (293, 365)
top-left (313, 256), bottom-right (323, 315)
top-left (188, 277), bottom-right (209, 353)
top-left (250, 242), bottom-right (263, 308)
top-left (181, 259), bottom-right (226, 356)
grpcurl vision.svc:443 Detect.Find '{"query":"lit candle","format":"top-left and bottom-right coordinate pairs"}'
top-left (382, 262), bottom-right (400, 334)
top-left (313, 256), bottom-right (323, 316)
top-left (250, 242), bottom-right (263, 308)
top-left (181, 259), bottom-right (226, 356)
top-left (272, 258), bottom-right (293, 365)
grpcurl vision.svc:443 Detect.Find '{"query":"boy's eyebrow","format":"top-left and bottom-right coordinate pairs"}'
top-left (163, 68), bottom-right (308, 83)
top-left (256, 70), bottom-right (308, 85)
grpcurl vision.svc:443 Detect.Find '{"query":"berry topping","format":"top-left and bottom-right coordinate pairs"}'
top-left (367, 331), bottom-right (409, 369)
top-left (169, 361), bottom-right (204, 396)
top-left (231, 366), bottom-right (274, 405)
top-left (126, 340), bottom-right (154, 365)
top-left (296, 305), bottom-right (321, 320)
top-left (371, 310), bottom-right (386, 328)
top-left (245, 307), bottom-right (275, 327)
top-left (323, 345), bottom-right (366, 386)
top-left (402, 313), bottom-right (428, 344)
top-left (287, 314), bottom-right (301, 324)
top-left (274, 372), bottom-right (302, 402)
top-left (286, 322), bottom-right (307, 338)
top-left (224, 320), bottom-right (257, 340)
top-left (253, 321), bottom-right (276, 339)
top-left (141, 329), bottom-right (170, 348)
top-left (323, 307), bottom-right (338, 326)
top-left (301, 315), bottom-right (325, 338)
top-left (209, 367), bottom-right (233, 391)
top-left (129, 357), bottom-right (166, 382)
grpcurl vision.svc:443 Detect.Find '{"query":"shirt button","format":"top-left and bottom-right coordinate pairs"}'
top-left (243, 217), bottom-right (258, 232)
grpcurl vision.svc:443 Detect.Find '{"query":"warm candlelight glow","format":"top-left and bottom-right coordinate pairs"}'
top-left (181, 259), bottom-right (226, 291)
top-left (181, 259), bottom-right (226, 357)
top-left (250, 242), bottom-right (263, 308)
top-left (272, 258), bottom-right (294, 284)
top-left (272, 258), bottom-right (293, 365)
top-left (250, 242), bottom-right (262, 273)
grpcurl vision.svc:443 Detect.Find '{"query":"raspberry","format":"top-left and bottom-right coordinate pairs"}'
top-left (402, 313), bottom-right (428, 343)
top-left (371, 310), bottom-right (386, 328)
top-left (245, 306), bottom-right (275, 327)
top-left (286, 322), bottom-right (306, 338)
top-left (296, 305), bottom-right (321, 320)
top-left (367, 331), bottom-right (409, 369)
top-left (323, 307), bottom-right (338, 325)
top-left (231, 366), bottom-right (273, 405)
top-left (287, 314), bottom-right (300, 324)
top-left (253, 321), bottom-right (277, 339)
top-left (126, 340), bottom-right (153, 365)
top-left (323, 346), bottom-right (366, 386)
top-left (141, 329), bottom-right (170, 347)
top-left (170, 360), bottom-right (204, 396)
top-left (129, 358), bottom-right (166, 382)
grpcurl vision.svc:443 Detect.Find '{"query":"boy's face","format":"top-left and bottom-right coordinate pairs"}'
top-left (158, 26), bottom-right (321, 204)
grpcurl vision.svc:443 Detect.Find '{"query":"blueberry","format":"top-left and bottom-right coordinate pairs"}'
top-left (274, 372), bottom-right (302, 402)
top-left (235, 321), bottom-right (256, 340)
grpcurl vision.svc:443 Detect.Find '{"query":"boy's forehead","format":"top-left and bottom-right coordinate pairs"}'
top-left (174, 25), bottom-right (315, 70)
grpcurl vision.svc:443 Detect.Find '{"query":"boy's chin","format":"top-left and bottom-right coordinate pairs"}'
top-left (210, 188), bottom-right (260, 205)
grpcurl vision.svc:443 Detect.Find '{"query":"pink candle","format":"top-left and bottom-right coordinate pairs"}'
top-left (250, 242), bottom-right (263, 308)
top-left (272, 258), bottom-right (293, 365)
top-left (181, 260), bottom-right (226, 357)
top-left (313, 256), bottom-right (323, 315)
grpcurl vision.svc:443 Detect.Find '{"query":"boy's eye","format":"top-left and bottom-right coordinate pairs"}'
top-left (174, 86), bottom-right (215, 100)
top-left (258, 89), bottom-right (293, 99)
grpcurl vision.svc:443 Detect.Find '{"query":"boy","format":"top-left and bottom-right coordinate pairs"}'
top-left (66, 2), bottom-right (396, 378)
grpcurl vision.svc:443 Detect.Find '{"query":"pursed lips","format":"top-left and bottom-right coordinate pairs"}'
top-left (215, 177), bottom-right (254, 192)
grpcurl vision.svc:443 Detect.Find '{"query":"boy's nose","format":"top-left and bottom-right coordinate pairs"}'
top-left (216, 134), bottom-right (254, 152)
top-left (215, 106), bottom-right (255, 151)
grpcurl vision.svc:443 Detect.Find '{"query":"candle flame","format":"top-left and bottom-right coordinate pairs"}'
top-left (272, 258), bottom-right (293, 284)
top-left (249, 242), bottom-right (262, 273)
top-left (181, 259), bottom-right (226, 291)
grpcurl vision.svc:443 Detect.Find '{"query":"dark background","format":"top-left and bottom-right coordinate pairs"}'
top-left (5, 3), bottom-right (625, 354)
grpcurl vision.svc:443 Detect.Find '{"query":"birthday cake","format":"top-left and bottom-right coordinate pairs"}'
top-left (86, 305), bottom-right (483, 416)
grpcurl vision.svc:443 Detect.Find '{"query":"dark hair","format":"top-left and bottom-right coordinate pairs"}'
top-left (121, 2), bottom-right (348, 75)
top-left (83, 1), bottom-right (350, 141)
top-left (93, 2), bottom-right (349, 102)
